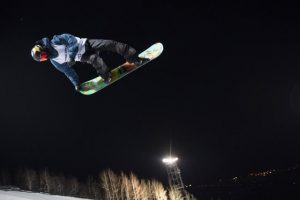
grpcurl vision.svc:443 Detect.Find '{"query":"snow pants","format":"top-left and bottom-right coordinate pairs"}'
top-left (80, 39), bottom-right (137, 76)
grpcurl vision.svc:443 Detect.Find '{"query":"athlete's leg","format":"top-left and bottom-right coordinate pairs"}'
top-left (87, 39), bottom-right (137, 62)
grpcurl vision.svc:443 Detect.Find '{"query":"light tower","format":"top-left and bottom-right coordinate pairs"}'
top-left (162, 155), bottom-right (187, 199)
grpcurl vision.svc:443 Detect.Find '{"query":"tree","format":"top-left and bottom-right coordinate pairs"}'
top-left (100, 169), bottom-right (121, 200)
top-left (129, 173), bottom-right (143, 200)
top-left (24, 169), bottom-right (38, 191)
top-left (168, 187), bottom-right (182, 200)
top-left (120, 172), bottom-right (132, 200)
top-left (68, 177), bottom-right (79, 196)
top-left (140, 179), bottom-right (152, 200)
top-left (100, 169), bottom-right (113, 200)
top-left (185, 192), bottom-right (197, 200)
top-left (0, 169), bottom-right (11, 186)
top-left (87, 176), bottom-right (101, 200)
top-left (39, 168), bottom-right (51, 193)
top-left (151, 180), bottom-right (167, 200)
top-left (52, 175), bottom-right (66, 195)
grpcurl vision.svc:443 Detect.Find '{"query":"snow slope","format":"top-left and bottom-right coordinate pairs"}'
top-left (0, 190), bottom-right (91, 200)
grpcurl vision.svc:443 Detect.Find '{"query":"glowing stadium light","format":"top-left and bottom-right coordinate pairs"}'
top-left (162, 156), bottom-right (178, 165)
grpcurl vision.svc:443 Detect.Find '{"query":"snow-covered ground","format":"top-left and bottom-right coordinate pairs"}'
top-left (0, 190), bottom-right (91, 200)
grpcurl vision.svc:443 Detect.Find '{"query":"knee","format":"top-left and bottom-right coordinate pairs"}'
top-left (88, 54), bottom-right (98, 65)
top-left (127, 47), bottom-right (136, 57)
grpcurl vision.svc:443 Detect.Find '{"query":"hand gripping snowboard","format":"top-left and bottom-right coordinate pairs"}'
top-left (78, 43), bottom-right (164, 95)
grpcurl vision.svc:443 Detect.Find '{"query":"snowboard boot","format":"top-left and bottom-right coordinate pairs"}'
top-left (127, 53), bottom-right (150, 66)
top-left (102, 71), bottom-right (112, 84)
top-left (133, 57), bottom-right (150, 66)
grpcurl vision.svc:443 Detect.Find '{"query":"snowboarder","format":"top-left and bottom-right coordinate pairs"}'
top-left (31, 33), bottom-right (144, 90)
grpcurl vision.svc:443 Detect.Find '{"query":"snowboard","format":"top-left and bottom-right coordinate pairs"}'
top-left (78, 42), bottom-right (164, 95)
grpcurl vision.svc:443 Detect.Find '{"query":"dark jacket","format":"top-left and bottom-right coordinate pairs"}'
top-left (36, 33), bottom-right (80, 87)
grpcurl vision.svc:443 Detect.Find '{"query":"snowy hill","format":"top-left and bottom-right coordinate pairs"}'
top-left (0, 190), bottom-right (91, 200)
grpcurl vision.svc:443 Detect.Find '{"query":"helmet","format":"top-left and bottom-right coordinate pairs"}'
top-left (31, 45), bottom-right (48, 62)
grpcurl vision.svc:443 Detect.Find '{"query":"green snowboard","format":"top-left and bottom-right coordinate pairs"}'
top-left (78, 42), bottom-right (164, 95)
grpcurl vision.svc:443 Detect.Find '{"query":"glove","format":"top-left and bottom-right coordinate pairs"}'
top-left (68, 59), bottom-right (76, 67)
top-left (75, 85), bottom-right (80, 92)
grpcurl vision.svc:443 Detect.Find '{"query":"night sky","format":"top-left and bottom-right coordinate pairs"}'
top-left (1, 0), bottom-right (300, 189)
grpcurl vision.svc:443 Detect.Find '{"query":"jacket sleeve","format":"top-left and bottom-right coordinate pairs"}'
top-left (53, 33), bottom-right (78, 60)
top-left (35, 37), bottom-right (51, 49)
top-left (50, 60), bottom-right (80, 87)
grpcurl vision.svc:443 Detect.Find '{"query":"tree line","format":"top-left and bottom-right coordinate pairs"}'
top-left (0, 168), bottom-right (196, 200)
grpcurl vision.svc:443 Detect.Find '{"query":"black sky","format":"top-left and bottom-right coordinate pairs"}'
top-left (1, 0), bottom-right (300, 189)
